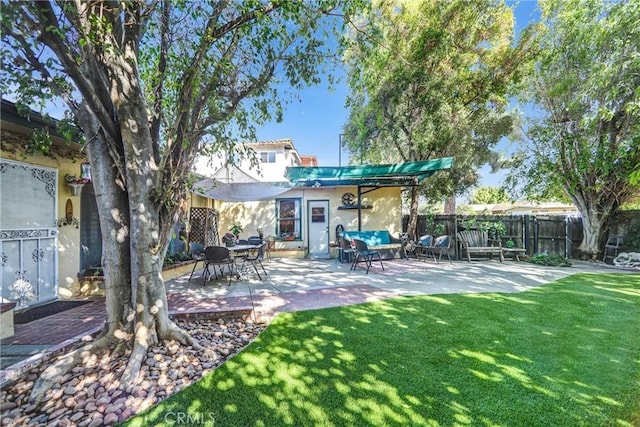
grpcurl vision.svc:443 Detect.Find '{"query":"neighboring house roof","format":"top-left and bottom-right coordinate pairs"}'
top-left (285, 157), bottom-right (455, 187)
top-left (245, 138), bottom-right (296, 149)
top-left (246, 138), bottom-right (301, 163)
top-left (466, 201), bottom-right (580, 215)
top-left (300, 155), bottom-right (318, 167)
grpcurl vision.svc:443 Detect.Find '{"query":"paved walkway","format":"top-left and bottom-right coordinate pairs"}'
top-left (1, 257), bottom-right (634, 383)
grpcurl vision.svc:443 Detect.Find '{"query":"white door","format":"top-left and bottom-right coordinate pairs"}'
top-left (307, 200), bottom-right (330, 258)
top-left (1, 159), bottom-right (58, 306)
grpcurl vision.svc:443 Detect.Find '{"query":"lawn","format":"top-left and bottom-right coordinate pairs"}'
top-left (126, 273), bottom-right (640, 426)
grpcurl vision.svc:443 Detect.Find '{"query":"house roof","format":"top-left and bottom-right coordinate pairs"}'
top-left (285, 157), bottom-right (454, 187)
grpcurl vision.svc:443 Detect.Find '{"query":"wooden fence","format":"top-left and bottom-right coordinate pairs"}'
top-left (402, 210), bottom-right (638, 260)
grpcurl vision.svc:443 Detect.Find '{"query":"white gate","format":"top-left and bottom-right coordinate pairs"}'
top-left (1, 159), bottom-right (58, 306)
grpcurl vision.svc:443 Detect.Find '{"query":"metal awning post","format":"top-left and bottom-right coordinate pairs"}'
top-left (357, 185), bottom-right (362, 231)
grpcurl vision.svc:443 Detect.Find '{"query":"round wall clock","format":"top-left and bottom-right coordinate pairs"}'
top-left (341, 192), bottom-right (356, 206)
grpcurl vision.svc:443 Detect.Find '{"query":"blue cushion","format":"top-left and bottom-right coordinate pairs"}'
top-left (342, 231), bottom-right (392, 246)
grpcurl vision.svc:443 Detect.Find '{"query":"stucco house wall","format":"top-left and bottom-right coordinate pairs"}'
top-left (2, 100), bottom-right (217, 305)
top-left (215, 185), bottom-right (402, 252)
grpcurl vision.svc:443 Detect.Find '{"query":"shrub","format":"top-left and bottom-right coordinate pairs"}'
top-left (163, 250), bottom-right (192, 267)
top-left (527, 253), bottom-right (572, 267)
top-left (621, 216), bottom-right (640, 252)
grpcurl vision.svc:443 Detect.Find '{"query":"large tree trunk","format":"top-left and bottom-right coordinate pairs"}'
top-left (573, 194), bottom-right (607, 259)
top-left (78, 103), bottom-right (132, 334)
top-left (406, 185), bottom-right (420, 241)
top-left (114, 73), bottom-right (204, 385)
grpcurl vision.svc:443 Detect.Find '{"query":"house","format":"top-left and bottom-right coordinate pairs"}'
top-left (193, 140), bottom-right (454, 259)
top-left (464, 201), bottom-right (580, 216)
top-left (0, 100), bottom-right (211, 309)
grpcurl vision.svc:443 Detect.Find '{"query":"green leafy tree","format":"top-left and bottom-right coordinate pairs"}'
top-left (341, 0), bottom-right (534, 239)
top-left (507, 0), bottom-right (640, 256)
top-left (468, 186), bottom-right (511, 205)
top-left (1, 0), bottom-right (362, 399)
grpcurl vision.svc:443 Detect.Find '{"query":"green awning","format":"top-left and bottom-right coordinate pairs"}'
top-left (285, 157), bottom-right (454, 187)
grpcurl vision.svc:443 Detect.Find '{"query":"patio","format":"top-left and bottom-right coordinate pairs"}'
top-left (0, 257), bottom-right (627, 380)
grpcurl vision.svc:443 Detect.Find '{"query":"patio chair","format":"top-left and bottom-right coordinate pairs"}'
top-left (351, 238), bottom-right (384, 274)
top-left (203, 246), bottom-right (235, 285)
top-left (188, 242), bottom-right (206, 281)
top-left (247, 236), bottom-right (262, 245)
top-left (338, 236), bottom-right (356, 264)
top-left (239, 242), bottom-right (268, 280)
top-left (414, 234), bottom-right (434, 262)
top-left (428, 235), bottom-right (452, 264)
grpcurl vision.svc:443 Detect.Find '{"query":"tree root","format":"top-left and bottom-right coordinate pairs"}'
top-left (28, 335), bottom-right (112, 405)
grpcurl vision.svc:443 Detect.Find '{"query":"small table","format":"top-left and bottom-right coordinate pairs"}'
top-left (227, 244), bottom-right (259, 256)
top-left (502, 248), bottom-right (526, 261)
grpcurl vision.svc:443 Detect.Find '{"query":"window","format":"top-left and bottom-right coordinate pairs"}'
top-left (260, 152), bottom-right (276, 163)
top-left (276, 198), bottom-right (301, 240)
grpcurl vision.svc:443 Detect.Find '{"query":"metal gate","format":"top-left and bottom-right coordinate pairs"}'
top-left (1, 159), bottom-right (58, 307)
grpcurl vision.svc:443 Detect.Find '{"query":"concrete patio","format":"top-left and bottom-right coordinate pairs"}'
top-left (1, 256), bottom-right (633, 384)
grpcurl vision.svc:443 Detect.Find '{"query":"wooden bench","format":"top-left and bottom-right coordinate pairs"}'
top-left (457, 230), bottom-right (504, 262)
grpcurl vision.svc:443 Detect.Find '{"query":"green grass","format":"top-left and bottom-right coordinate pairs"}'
top-left (126, 273), bottom-right (640, 426)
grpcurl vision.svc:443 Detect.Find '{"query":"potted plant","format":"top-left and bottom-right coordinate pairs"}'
top-left (229, 223), bottom-right (243, 238)
top-left (222, 232), bottom-right (236, 247)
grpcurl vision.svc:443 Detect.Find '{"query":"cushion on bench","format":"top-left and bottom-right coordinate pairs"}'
top-left (341, 230), bottom-right (404, 259)
top-left (342, 230), bottom-right (397, 247)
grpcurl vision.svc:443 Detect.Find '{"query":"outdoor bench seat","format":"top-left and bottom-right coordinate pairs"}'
top-left (457, 230), bottom-right (504, 262)
top-left (341, 230), bottom-right (406, 259)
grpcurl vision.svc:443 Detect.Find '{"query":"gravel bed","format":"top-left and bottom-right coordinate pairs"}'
top-left (0, 318), bottom-right (266, 426)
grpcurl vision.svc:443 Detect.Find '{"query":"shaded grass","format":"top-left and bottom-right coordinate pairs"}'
top-left (126, 273), bottom-right (640, 426)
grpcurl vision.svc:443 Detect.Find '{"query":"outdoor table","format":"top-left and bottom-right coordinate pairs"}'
top-left (226, 244), bottom-right (259, 257)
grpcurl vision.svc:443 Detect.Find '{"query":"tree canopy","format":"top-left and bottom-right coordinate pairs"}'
top-left (506, 0), bottom-right (640, 255)
top-left (1, 0), bottom-right (363, 400)
top-left (468, 186), bottom-right (511, 205)
top-left (341, 0), bottom-right (533, 237)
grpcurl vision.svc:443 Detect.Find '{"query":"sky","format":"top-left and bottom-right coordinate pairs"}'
top-left (254, 0), bottom-right (542, 197)
top-left (23, 1), bottom-right (542, 200)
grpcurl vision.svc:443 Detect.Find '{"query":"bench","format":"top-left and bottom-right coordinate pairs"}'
top-left (341, 230), bottom-right (405, 260)
top-left (457, 230), bottom-right (504, 262)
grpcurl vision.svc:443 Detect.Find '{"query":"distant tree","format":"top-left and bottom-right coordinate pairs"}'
top-left (506, 0), bottom-right (640, 257)
top-left (341, 0), bottom-right (534, 239)
top-left (468, 187), bottom-right (511, 205)
top-left (1, 0), bottom-right (362, 401)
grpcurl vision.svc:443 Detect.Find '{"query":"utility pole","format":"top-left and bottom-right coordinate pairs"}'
top-left (338, 134), bottom-right (343, 167)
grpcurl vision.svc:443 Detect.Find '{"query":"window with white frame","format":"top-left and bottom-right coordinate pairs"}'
top-left (276, 198), bottom-right (301, 240)
top-left (260, 151), bottom-right (276, 163)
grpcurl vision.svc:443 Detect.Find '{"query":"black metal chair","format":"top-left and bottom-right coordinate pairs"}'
top-left (247, 236), bottom-right (262, 245)
top-left (351, 238), bottom-right (384, 274)
top-left (188, 242), bottom-right (206, 281)
top-left (603, 235), bottom-right (624, 263)
top-left (240, 242), bottom-right (268, 280)
top-left (203, 246), bottom-right (235, 285)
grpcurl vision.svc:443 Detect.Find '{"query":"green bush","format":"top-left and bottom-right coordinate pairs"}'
top-left (527, 253), bottom-right (572, 267)
top-left (163, 250), bottom-right (192, 267)
top-left (621, 216), bottom-right (640, 252)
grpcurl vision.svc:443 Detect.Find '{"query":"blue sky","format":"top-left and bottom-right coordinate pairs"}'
top-left (255, 1), bottom-right (542, 195)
